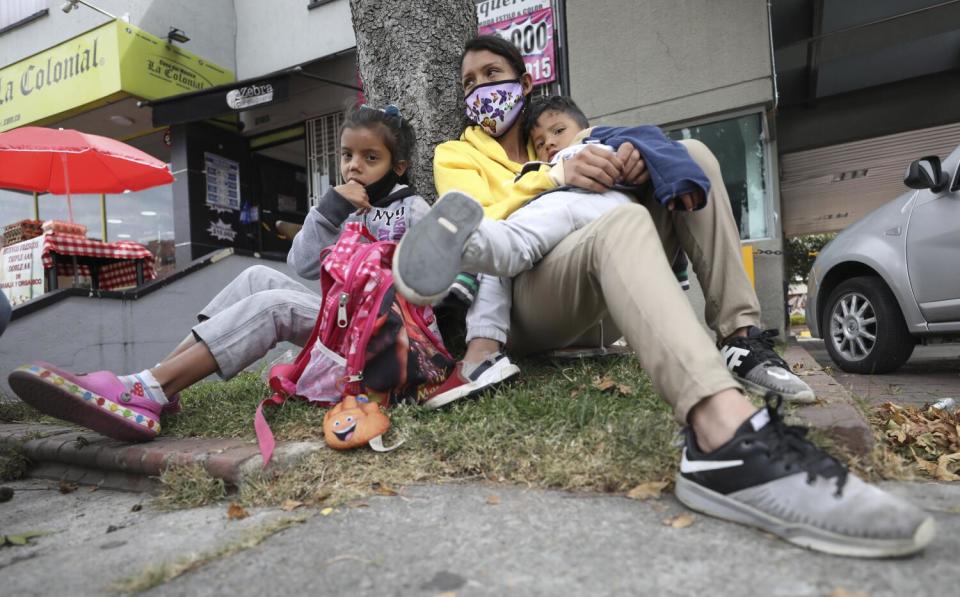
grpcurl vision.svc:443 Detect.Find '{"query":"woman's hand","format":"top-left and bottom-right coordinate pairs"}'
top-left (336, 180), bottom-right (372, 214)
top-left (616, 142), bottom-right (650, 185)
top-left (562, 145), bottom-right (624, 193)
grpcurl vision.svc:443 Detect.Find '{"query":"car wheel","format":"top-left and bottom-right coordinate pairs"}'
top-left (822, 276), bottom-right (915, 374)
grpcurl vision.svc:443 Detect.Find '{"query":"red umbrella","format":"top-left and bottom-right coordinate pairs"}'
top-left (0, 126), bottom-right (174, 221)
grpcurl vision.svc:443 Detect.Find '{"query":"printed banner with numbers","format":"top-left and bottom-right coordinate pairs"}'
top-left (479, 7), bottom-right (556, 86)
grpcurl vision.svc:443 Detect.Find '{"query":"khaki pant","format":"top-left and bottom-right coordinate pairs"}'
top-left (508, 140), bottom-right (760, 422)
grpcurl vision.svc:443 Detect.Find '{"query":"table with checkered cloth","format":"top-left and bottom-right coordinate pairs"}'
top-left (41, 234), bottom-right (156, 290)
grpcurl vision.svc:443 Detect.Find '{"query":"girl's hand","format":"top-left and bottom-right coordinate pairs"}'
top-left (336, 180), bottom-right (372, 214)
top-left (562, 145), bottom-right (624, 193)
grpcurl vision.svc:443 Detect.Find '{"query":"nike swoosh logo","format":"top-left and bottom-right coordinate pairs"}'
top-left (679, 448), bottom-right (744, 473)
top-left (767, 369), bottom-right (792, 381)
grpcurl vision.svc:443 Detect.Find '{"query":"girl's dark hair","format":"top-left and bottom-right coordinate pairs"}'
top-left (341, 104), bottom-right (416, 183)
top-left (461, 35), bottom-right (526, 81)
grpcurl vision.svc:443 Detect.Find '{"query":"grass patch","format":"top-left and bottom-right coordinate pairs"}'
top-left (0, 398), bottom-right (48, 424)
top-left (154, 463), bottom-right (227, 510)
top-left (789, 313), bottom-right (806, 326)
top-left (0, 444), bottom-right (29, 482)
top-left (111, 514), bottom-right (308, 595)
top-left (165, 357), bottom-right (679, 507)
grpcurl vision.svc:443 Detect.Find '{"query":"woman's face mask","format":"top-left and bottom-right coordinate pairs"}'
top-left (465, 80), bottom-right (525, 138)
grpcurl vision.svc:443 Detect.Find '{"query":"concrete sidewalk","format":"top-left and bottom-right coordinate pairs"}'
top-left (1, 478), bottom-right (957, 596)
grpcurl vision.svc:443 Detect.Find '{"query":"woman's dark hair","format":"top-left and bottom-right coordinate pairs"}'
top-left (341, 104), bottom-right (416, 183)
top-left (460, 35), bottom-right (527, 82)
top-left (524, 96), bottom-right (590, 139)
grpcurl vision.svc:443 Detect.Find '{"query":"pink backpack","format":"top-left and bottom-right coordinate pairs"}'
top-left (255, 223), bottom-right (453, 463)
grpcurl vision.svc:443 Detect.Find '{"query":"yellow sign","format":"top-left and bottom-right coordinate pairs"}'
top-left (741, 244), bottom-right (756, 288)
top-left (0, 21), bottom-right (233, 132)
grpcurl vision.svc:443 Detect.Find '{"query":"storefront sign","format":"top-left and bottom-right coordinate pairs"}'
top-left (226, 82), bottom-right (275, 109)
top-left (0, 237), bottom-right (44, 306)
top-left (475, 0), bottom-right (550, 27)
top-left (479, 6), bottom-right (556, 85)
top-left (204, 152), bottom-right (241, 211)
top-left (0, 20), bottom-right (234, 132)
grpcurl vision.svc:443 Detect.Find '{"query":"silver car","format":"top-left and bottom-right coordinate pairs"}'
top-left (806, 144), bottom-right (960, 373)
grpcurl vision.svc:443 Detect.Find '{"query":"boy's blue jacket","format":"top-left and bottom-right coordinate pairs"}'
top-left (588, 125), bottom-right (710, 208)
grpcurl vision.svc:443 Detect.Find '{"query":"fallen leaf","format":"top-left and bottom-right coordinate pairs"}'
top-left (486, 495), bottom-right (501, 505)
top-left (320, 507), bottom-right (334, 516)
top-left (281, 500), bottom-right (303, 512)
top-left (436, 593), bottom-right (459, 597)
top-left (935, 452), bottom-right (960, 482)
top-left (312, 488), bottom-right (332, 503)
top-left (617, 384), bottom-right (634, 396)
top-left (626, 481), bottom-right (668, 501)
top-left (372, 482), bottom-right (398, 497)
top-left (592, 376), bottom-right (616, 392)
top-left (58, 480), bottom-right (78, 494)
top-left (131, 504), bottom-right (143, 512)
top-left (663, 514), bottom-right (695, 529)
top-left (1, 530), bottom-right (49, 547)
top-left (829, 589), bottom-right (869, 597)
top-left (227, 502), bottom-right (249, 520)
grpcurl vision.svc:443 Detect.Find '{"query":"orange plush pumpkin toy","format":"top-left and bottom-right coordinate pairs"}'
top-left (322, 395), bottom-right (403, 452)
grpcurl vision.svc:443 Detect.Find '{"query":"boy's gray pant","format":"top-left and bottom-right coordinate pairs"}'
top-left (191, 265), bottom-right (320, 379)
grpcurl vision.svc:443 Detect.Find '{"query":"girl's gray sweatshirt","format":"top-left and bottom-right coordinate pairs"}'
top-left (287, 183), bottom-right (430, 280)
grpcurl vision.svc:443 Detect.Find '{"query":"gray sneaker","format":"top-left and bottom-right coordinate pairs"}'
top-left (675, 394), bottom-right (935, 557)
top-left (393, 191), bottom-right (484, 305)
top-left (720, 327), bottom-right (815, 403)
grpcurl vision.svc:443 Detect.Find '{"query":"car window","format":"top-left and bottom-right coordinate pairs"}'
top-left (953, 160), bottom-right (960, 192)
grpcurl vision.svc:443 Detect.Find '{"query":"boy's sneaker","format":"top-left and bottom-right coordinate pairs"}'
top-left (420, 352), bottom-right (519, 410)
top-left (393, 191), bottom-right (484, 305)
top-left (675, 393), bottom-right (935, 557)
top-left (8, 362), bottom-right (162, 441)
top-left (719, 326), bottom-right (814, 403)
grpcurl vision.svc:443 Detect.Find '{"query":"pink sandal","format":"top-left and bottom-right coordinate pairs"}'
top-left (8, 362), bottom-right (162, 441)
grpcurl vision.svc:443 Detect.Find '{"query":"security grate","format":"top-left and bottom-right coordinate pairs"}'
top-left (305, 111), bottom-right (344, 208)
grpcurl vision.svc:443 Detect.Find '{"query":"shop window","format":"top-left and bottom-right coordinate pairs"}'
top-left (306, 111), bottom-right (344, 208)
top-left (106, 184), bottom-right (176, 278)
top-left (0, 0), bottom-right (46, 33)
top-left (0, 189), bottom-right (37, 230)
top-left (668, 113), bottom-right (771, 241)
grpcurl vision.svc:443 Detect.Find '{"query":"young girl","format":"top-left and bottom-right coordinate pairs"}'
top-left (8, 104), bottom-right (431, 442)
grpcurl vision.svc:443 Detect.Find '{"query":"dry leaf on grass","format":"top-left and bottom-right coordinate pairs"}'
top-left (281, 499), bottom-right (303, 512)
top-left (626, 481), bottom-right (668, 501)
top-left (372, 482), bottom-right (399, 496)
top-left (876, 401), bottom-right (960, 480)
top-left (486, 495), bottom-right (501, 505)
top-left (829, 588), bottom-right (869, 597)
top-left (663, 514), bottom-right (695, 529)
top-left (591, 376), bottom-right (633, 396)
top-left (227, 502), bottom-right (249, 520)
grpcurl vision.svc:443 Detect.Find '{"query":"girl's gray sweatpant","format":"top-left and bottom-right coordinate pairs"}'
top-left (191, 265), bottom-right (320, 379)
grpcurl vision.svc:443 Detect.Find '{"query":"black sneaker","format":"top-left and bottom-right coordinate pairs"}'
top-left (675, 394), bottom-right (935, 557)
top-left (393, 191), bottom-right (483, 305)
top-left (719, 327), bottom-right (814, 403)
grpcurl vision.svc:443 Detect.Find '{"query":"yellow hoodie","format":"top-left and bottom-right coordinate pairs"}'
top-left (433, 126), bottom-right (562, 221)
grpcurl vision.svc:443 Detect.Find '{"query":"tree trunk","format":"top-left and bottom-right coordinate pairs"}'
top-left (349, 0), bottom-right (476, 202)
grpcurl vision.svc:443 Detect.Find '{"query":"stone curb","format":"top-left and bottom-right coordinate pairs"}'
top-left (782, 340), bottom-right (874, 457)
top-left (0, 423), bottom-right (325, 492)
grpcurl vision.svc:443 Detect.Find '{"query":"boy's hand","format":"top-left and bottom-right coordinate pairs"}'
top-left (336, 180), bottom-right (372, 214)
top-left (562, 145), bottom-right (623, 193)
top-left (615, 143), bottom-right (650, 185)
top-left (666, 190), bottom-right (705, 212)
